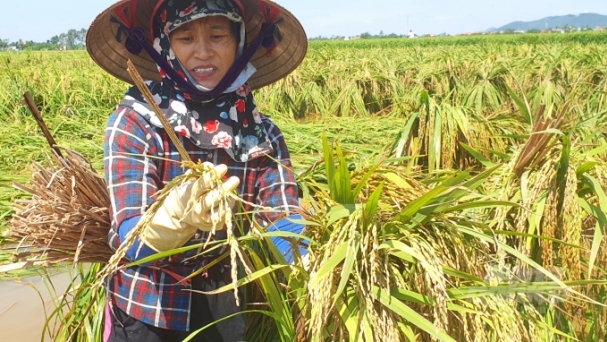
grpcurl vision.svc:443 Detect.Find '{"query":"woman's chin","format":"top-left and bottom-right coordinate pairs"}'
top-left (194, 80), bottom-right (219, 90)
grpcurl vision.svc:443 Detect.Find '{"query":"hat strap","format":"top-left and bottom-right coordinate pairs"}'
top-left (112, 19), bottom-right (277, 98)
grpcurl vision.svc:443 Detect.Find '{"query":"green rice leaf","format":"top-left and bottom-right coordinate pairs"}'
top-left (556, 135), bottom-right (570, 187)
top-left (382, 172), bottom-right (414, 189)
top-left (442, 267), bottom-right (485, 283)
top-left (583, 175), bottom-right (607, 214)
top-left (589, 221), bottom-right (603, 279)
top-left (583, 144), bottom-right (607, 158)
top-left (335, 294), bottom-right (361, 342)
top-left (334, 144), bottom-right (354, 204)
top-left (448, 280), bottom-right (607, 300)
top-left (459, 142), bottom-right (495, 168)
top-left (361, 308), bottom-right (375, 342)
top-left (430, 106), bottom-right (442, 171)
top-left (332, 233), bottom-right (360, 309)
top-left (373, 286), bottom-right (456, 342)
top-left (246, 251), bottom-right (294, 339)
top-left (201, 264), bottom-right (290, 295)
top-left (456, 165), bottom-right (500, 193)
top-left (391, 288), bottom-right (432, 306)
top-left (527, 194), bottom-right (547, 249)
top-left (576, 162), bottom-right (599, 177)
top-left (286, 217), bottom-right (321, 227)
top-left (378, 240), bottom-right (419, 264)
top-left (391, 288), bottom-right (478, 314)
top-left (390, 112), bottom-right (419, 161)
top-left (363, 182), bottom-right (384, 226)
top-left (458, 226), bottom-right (581, 298)
top-left (486, 230), bottom-right (583, 249)
top-left (505, 83), bottom-right (532, 124)
top-left (579, 181), bottom-right (607, 279)
top-left (398, 322), bottom-right (418, 342)
top-left (310, 241), bottom-right (348, 288)
top-left (352, 165), bottom-right (379, 200)
top-left (440, 200), bottom-right (517, 213)
top-left (262, 231), bottom-right (314, 243)
top-left (395, 182), bottom-right (451, 223)
top-left (322, 133), bottom-right (335, 192)
top-left (327, 204), bottom-right (357, 226)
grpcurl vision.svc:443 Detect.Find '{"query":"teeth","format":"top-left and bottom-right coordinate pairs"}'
top-left (194, 68), bottom-right (216, 72)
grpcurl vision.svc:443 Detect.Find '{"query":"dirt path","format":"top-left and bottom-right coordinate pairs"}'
top-left (0, 270), bottom-right (74, 342)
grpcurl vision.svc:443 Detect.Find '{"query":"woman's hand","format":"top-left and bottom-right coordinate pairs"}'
top-left (141, 163), bottom-right (240, 252)
top-left (181, 164), bottom-right (240, 230)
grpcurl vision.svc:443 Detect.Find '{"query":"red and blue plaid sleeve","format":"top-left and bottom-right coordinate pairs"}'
top-left (104, 107), bottom-right (163, 233)
top-left (255, 118), bottom-right (300, 224)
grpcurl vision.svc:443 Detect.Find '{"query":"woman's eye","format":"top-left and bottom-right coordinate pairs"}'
top-left (211, 35), bottom-right (227, 40)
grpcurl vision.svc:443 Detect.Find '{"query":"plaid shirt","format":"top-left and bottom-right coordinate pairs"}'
top-left (104, 106), bottom-right (299, 331)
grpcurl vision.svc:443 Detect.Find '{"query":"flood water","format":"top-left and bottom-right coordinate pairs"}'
top-left (0, 269), bottom-right (75, 342)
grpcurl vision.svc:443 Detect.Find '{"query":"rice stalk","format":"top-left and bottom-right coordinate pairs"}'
top-left (485, 95), bottom-right (607, 339)
top-left (295, 143), bottom-right (557, 341)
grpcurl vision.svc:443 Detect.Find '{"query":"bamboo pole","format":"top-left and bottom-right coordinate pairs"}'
top-left (23, 91), bottom-right (63, 158)
top-left (126, 59), bottom-right (191, 163)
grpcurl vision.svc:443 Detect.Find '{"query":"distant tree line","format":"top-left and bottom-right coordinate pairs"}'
top-left (307, 23), bottom-right (602, 42)
top-left (360, 31), bottom-right (407, 39)
top-left (0, 28), bottom-right (87, 51)
top-left (309, 30), bottom-right (409, 41)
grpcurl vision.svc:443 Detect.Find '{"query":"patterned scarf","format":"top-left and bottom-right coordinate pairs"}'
top-left (118, 0), bottom-right (272, 163)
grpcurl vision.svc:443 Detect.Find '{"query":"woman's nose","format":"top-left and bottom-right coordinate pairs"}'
top-left (193, 39), bottom-right (213, 60)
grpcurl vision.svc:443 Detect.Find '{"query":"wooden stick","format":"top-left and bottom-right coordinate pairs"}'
top-left (23, 91), bottom-right (63, 158)
top-left (125, 59), bottom-right (192, 163)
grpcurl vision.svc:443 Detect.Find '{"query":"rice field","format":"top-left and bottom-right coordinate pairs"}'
top-left (2, 32), bottom-right (607, 340)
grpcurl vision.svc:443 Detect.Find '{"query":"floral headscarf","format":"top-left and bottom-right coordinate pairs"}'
top-left (117, 0), bottom-right (273, 163)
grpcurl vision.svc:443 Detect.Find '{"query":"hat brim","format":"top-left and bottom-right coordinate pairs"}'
top-left (86, 0), bottom-right (307, 90)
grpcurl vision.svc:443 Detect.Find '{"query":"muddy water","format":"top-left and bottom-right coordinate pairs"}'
top-left (0, 269), bottom-right (75, 342)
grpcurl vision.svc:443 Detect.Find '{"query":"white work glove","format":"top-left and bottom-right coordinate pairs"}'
top-left (141, 163), bottom-right (240, 252)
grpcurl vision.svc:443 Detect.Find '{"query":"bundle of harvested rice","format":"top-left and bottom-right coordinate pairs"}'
top-left (8, 148), bottom-right (113, 264)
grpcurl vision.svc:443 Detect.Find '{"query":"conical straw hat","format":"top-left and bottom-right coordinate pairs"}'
top-left (86, 0), bottom-right (307, 90)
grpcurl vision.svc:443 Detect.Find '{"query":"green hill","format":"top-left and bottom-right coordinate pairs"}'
top-left (493, 13), bottom-right (607, 31)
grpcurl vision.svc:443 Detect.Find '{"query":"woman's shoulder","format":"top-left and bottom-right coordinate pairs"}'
top-left (106, 104), bottom-right (158, 137)
top-left (108, 105), bottom-right (144, 124)
top-left (258, 114), bottom-right (283, 136)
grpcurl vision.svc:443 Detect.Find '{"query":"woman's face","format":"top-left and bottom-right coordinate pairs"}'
top-left (170, 16), bottom-right (238, 89)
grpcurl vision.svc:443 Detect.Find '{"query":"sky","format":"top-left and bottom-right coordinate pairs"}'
top-left (2, 0), bottom-right (607, 42)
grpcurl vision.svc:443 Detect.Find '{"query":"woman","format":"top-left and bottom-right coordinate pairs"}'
top-left (86, 0), bottom-right (307, 341)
